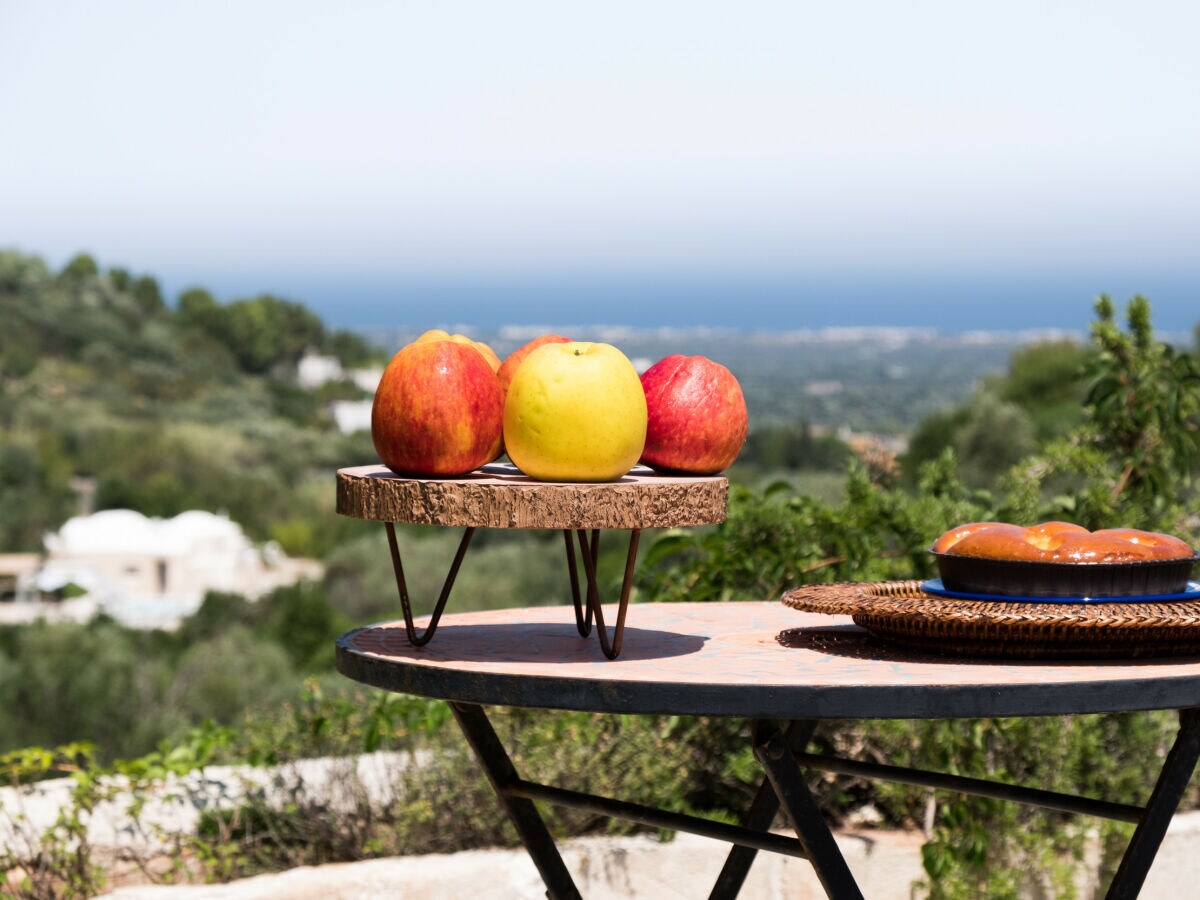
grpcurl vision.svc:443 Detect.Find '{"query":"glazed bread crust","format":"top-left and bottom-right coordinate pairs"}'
top-left (935, 522), bottom-right (1194, 563)
top-left (931, 522), bottom-right (1010, 554)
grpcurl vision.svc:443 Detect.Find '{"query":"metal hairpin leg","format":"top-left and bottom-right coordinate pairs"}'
top-left (385, 522), bottom-right (475, 646)
top-left (563, 530), bottom-right (594, 637)
top-left (386, 523), bottom-right (639, 657)
top-left (755, 721), bottom-right (864, 900)
top-left (1107, 706), bottom-right (1200, 898)
top-left (709, 720), bottom-right (818, 900)
top-left (568, 527), bottom-right (641, 659)
top-left (450, 701), bottom-right (581, 900)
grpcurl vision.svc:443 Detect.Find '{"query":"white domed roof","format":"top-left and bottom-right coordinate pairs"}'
top-left (164, 510), bottom-right (245, 543)
top-left (45, 509), bottom-right (249, 557)
top-left (49, 510), bottom-right (160, 555)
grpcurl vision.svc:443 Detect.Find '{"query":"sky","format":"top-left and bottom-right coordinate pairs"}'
top-left (2, 1), bottom-right (1199, 330)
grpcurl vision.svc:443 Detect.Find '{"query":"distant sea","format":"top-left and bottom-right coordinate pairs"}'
top-left (189, 271), bottom-right (1200, 335)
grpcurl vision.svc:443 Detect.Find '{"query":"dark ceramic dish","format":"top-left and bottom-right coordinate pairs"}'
top-left (930, 551), bottom-right (1198, 598)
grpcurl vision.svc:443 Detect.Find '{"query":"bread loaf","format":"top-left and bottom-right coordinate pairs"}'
top-left (934, 522), bottom-right (1193, 563)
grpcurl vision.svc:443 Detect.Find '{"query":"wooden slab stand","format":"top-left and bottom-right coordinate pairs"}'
top-left (336, 462), bottom-right (728, 530)
top-left (335, 462), bottom-right (729, 658)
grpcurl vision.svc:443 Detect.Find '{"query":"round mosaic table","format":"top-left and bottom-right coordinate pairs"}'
top-left (336, 602), bottom-right (1200, 899)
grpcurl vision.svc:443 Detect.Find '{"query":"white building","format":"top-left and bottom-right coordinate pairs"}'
top-left (296, 350), bottom-right (382, 395)
top-left (331, 399), bottom-right (374, 434)
top-left (5, 509), bottom-right (322, 629)
top-left (295, 350), bottom-right (382, 434)
top-left (296, 352), bottom-right (345, 389)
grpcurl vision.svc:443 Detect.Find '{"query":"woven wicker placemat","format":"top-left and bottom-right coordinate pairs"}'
top-left (781, 580), bottom-right (1200, 659)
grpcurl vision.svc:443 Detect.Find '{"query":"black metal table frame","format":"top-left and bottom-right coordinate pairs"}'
top-left (447, 700), bottom-right (1200, 900)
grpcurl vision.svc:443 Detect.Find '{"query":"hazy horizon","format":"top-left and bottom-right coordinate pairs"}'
top-left (182, 267), bottom-right (1198, 334)
top-left (6, 242), bottom-right (1196, 336)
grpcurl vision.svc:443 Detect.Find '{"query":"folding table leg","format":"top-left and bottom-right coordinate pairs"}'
top-left (449, 702), bottom-right (581, 900)
top-left (755, 724), bottom-right (864, 900)
top-left (1107, 707), bottom-right (1200, 899)
top-left (709, 720), bottom-right (818, 900)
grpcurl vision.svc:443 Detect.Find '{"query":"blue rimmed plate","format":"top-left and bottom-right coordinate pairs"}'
top-left (920, 578), bottom-right (1200, 605)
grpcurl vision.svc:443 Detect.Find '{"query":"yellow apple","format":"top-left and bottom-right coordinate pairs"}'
top-left (504, 342), bottom-right (647, 482)
top-left (415, 329), bottom-right (502, 372)
top-left (497, 333), bottom-right (572, 401)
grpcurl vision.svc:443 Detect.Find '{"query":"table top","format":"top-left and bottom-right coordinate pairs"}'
top-left (335, 602), bottom-right (1200, 719)
top-left (336, 463), bottom-right (727, 529)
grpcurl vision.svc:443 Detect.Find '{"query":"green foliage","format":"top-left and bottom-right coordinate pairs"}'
top-left (254, 581), bottom-right (352, 671)
top-left (0, 680), bottom-right (465, 892)
top-left (0, 742), bottom-right (108, 897)
top-left (66, 420), bottom-right (369, 546)
top-left (1087, 295), bottom-right (1200, 508)
top-left (177, 285), bottom-right (222, 327)
top-left (996, 339), bottom-right (1093, 439)
top-left (905, 394), bottom-right (1037, 489)
top-left (132, 275), bottom-right (164, 315)
top-left (386, 710), bottom-right (753, 854)
top-left (59, 252), bottom-right (99, 281)
top-left (265, 378), bottom-right (325, 426)
top-left (902, 337), bottom-right (1092, 488)
top-left (0, 619), bottom-right (176, 757)
top-left (233, 679), bottom-right (452, 765)
top-left (324, 526), bottom-right (577, 623)
top-left (1002, 296), bottom-right (1200, 533)
top-left (0, 431), bottom-right (77, 550)
top-left (175, 591), bottom-right (254, 644)
top-left (0, 522), bottom-right (591, 765)
top-left (0, 250), bottom-right (382, 566)
top-left (0, 580), bottom-right (353, 762)
top-left (0, 723), bottom-right (238, 897)
top-left (107, 266), bottom-right (132, 292)
top-left (738, 421), bottom-right (852, 472)
top-left (324, 328), bottom-right (379, 368)
top-left (0, 251), bottom-right (52, 294)
top-left (179, 292), bottom-right (326, 375)
top-left (168, 627), bottom-right (296, 728)
top-left (858, 711), bottom-right (1186, 898)
top-left (638, 452), bottom-right (986, 602)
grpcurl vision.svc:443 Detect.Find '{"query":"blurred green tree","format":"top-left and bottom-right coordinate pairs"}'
top-left (256, 581), bottom-right (351, 671)
top-left (59, 252), bottom-right (99, 281)
top-left (224, 295), bottom-right (325, 374)
top-left (0, 434), bottom-right (77, 551)
top-left (132, 275), bottom-right (164, 315)
top-left (325, 328), bottom-right (378, 368)
top-left (739, 421), bottom-right (852, 472)
top-left (995, 339), bottom-right (1093, 440)
top-left (166, 627), bottom-right (295, 729)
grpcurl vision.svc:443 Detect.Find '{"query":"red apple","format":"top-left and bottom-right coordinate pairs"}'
top-left (415, 328), bottom-right (502, 372)
top-left (497, 334), bottom-right (572, 401)
top-left (371, 340), bottom-right (503, 476)
top-left (639, 355), bottom-right (748, 474)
